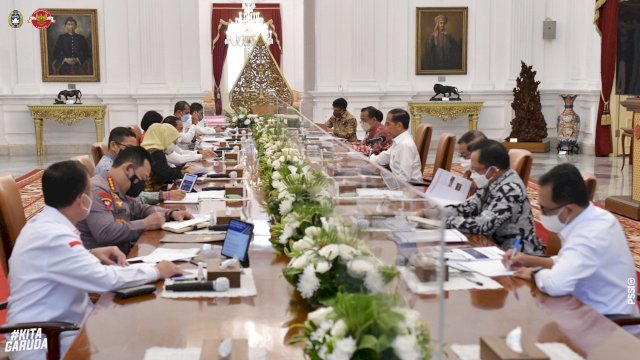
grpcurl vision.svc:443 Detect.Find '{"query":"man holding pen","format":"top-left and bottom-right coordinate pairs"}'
top-left (504, 163), bottom-right (638, 317)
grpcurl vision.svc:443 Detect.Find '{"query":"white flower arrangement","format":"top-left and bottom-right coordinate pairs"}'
top-left (293, 293), bottom-right (431, 360)
top-left (282, 219), bottom-right (398, 304)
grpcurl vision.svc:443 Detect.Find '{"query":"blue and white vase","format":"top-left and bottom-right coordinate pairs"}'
top-left (557, 94), bottom-right (580, 151)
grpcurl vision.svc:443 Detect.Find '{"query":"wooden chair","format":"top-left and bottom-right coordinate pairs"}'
top-left (0, 176), bottom-right (26, 272)
top-left (544, 174), bottom-right (597, 257)
top-left (90, 142), bottom-right (107, 165)
top-left (72, 155), bottom-right (95, 176)
top-left (508, 149), bottom-right (533, 186)
top-left (411, 133), bottom-right (455, 187)
top-left (414, 124), bottom-right (433, 174)
top-left (128, 125), bottom-right (143, 143)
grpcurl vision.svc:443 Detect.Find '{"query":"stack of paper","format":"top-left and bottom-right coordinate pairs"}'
top-left (394, 229), bottom-right (468, 244)
top-left (425, 168), bottom-right (472, 207)
top-left (449, 260), bottom-right (514, 277)
top-left (128, 247), bottom-right (200, 263)
top-left (164, 190), bottom-right (226, 204)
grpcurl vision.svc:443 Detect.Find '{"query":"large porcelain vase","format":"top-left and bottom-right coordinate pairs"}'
top-left (557, 94), bottom-right (581, 153)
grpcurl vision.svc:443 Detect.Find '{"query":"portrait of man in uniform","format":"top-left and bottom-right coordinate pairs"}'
top-left (416, 7), bottom-right (467, 75)
top-left (40, 9), bottom-right (100, 82)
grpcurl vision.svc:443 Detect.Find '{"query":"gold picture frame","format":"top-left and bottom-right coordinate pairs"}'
top-left (416, 7), bottom-right (467, 75)
top-left (40, 9), bottom-right (100, 82)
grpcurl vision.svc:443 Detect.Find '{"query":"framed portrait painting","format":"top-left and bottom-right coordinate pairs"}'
top-left (416, 7), bottom-right (467, 75)
top-left (40, 9), bottom-right (100, 82)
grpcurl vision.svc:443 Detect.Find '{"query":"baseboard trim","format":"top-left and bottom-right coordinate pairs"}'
top-left (0, 144), bottom-right (90, 156)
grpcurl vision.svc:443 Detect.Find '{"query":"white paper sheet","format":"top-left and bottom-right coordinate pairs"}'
top-left (450, 259), bottom-right (514, 277)
top-left (399, 266), bottom-right (502, 294)
top-left (128, 248), bottom-right (200, 264)
top-left (394, 229), bottom-right (468, 243)
top-left (164, 192), bottom-right (199, 204)
top-left (355, 188), bottom-right (404, 199)
top-left (450, 342), bottom-right (584, 360)
top-left (425, 168), bottom-right (472, 206)
top-left (450, 246), bottom-right (505, 261)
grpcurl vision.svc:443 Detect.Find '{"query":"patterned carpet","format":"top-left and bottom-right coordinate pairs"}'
top-left (424, 164), bottom-right (640, 272)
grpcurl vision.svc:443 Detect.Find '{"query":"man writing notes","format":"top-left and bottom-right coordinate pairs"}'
top-left (77, 146), bottom-right (192, 253)
top-left (370, 109), bottom-right (422, 183)
top-left (443, 139), bottom-right (544, 255)
top-left (504, 163), bottom-right (638, 318)
top-left (7, 160), bottom-right (181, 360)
top-left (321, 98), bottom-right (357, 142)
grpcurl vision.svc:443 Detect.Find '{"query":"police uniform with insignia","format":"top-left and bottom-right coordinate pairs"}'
top-left (76, 173), bottom-right (171, 254)
top-left (7, 205), bottom-right (159, 359)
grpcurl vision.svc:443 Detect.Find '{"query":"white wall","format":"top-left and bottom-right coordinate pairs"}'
top-left (0, 0), bottom-right (602, 155)
top-left (0, 0), bottom-right (210, 155)
top-left (309, 0), bottom-right (603, 153)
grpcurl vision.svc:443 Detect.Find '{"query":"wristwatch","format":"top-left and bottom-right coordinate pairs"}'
top-left (165, 209), bottom-right (176, 221)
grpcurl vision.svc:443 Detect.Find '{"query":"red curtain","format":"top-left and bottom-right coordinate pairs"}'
top-left (211, 4), bottom-right (282, 115)
top-left (594, 0), bottom-right (618, 156)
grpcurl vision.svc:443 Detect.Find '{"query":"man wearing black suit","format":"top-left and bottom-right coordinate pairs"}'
top-left (53, 17), bottom-right (91, 75)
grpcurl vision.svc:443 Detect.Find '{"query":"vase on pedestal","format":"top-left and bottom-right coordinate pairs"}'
top-left (557, 94), bottom-right (581, 154)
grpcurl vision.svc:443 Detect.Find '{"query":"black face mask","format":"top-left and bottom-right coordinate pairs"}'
top-left (126, 172), bottom-right (146, 197)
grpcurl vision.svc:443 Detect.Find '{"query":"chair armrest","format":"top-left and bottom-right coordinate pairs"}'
top-left (605, 314), bottom-right (640, 326)
top-left (0, 322), bottom-right (79, 335)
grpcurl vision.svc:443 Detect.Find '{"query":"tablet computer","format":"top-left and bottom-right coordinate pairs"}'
top-left (179, 173), bottom-right (198, 192)
top-left (221, 219), bottom-right (254, 266)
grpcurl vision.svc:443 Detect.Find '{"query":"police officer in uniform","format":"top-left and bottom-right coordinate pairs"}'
top-left (7, 160), bottom-right (182, 360)
top-left (76, 146), bottom-right (193, 253)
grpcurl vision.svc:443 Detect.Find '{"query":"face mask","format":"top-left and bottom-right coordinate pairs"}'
top-left (460, 158), bottom-right (471, 170)
top-left (80, 193), bottom-right (92, 218)
top-left (361, 122), bottom-right (371, 132)
top-left (165, 144), bottom-right (175, 155)
top-left (126, 170), bottom-right (146, 197)
top-left (539, 207), bottom-right (567, 233)
top-left (181, 114), bottom-right (191, 124)
top-left (470, 170), bottom-right (490, 188)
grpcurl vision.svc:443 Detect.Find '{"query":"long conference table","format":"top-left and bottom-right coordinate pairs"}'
top-left (64, 149), bottom-right (640, 360)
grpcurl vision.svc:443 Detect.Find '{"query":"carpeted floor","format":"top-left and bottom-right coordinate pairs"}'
top-left (424, 164), bottom-right (640, 272)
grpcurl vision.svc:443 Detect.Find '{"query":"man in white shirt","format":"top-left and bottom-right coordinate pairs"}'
top-left (174, 101), bottom-right (197, 144)
top-left (370, 108), bottom-right (422, 183)
top-left (185, 102), bottom-right (216, 136)
top-left (7, 160), bottom-right (182, 359)
top-left (505, 163), bottom-right (638, 317)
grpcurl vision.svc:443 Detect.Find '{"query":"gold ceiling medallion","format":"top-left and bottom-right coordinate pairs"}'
top-left (229, 35), bottom-right (292, 111)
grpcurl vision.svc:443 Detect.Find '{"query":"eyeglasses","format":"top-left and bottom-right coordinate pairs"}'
top-left (539, 204), bottom-right (566, 216)
top-left (116, 142), bottom-right (135, 149)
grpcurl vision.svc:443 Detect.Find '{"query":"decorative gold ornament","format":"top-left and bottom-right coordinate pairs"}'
top-left (229, 36), bottom-right (292, 111)
top-left (408, 101), bottom-right (483, 135)
top-left (27, 104), bottom-right (106, 156)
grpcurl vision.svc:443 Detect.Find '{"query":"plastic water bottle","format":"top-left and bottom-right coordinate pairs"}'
top-left (209, 210), bottom-right (217, 227)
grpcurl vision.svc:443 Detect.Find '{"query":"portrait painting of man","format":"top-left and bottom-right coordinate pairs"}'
top-left (40, 9), bottom-right (100, 82)
top-left (416, 7), bottom-right (467, 75)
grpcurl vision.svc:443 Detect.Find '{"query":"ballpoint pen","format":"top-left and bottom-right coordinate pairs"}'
top-left (465, 277), bottom-right (483, 287)
top-left (508, 236), bottom-right (522, 269)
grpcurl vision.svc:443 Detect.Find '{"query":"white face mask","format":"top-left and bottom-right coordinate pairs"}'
top-left (80, 193), bottom-right (92, 218)
top-left (361, 122), bottom-right (371, 132)
top-left (181, 114), bottom-right (192, 124)
top-left (539, 207), bottom-right (567, 233)
top-left (459, 158), bottom-right (471, 171)
top-left (470, 169), bottom-right (490, 188)
top-left (165, 144), bottom-right (175, 154)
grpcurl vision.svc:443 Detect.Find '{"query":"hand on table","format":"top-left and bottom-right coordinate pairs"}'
top-left (156, 261), bottom-right (183, 278)
top-left (171, 210), bottom-right (193, 221)
top-left (143, 212), bottom-right (166, 230)
top-left (168, 189), bottom-right (187, 201)
top-left (91, 246), bottom-right (128, 266)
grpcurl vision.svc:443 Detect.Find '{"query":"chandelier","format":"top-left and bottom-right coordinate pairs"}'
top-left (225, 0), bottom-right (273, 49)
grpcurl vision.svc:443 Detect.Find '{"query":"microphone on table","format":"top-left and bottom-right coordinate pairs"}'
top-left (229, 171), bottom-right (238, 186)
top-left (165, 277), bottom-right (230, 292)
top-left (365, 136), bottom-right (386, 145)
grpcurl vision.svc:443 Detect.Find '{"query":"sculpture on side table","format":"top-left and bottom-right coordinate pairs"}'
top-left (430, 83), bottom-right (462, 101)
top-left (55, 89), bottom-right (82, 104)
top-left (504, 61), bottom-right (549, 152)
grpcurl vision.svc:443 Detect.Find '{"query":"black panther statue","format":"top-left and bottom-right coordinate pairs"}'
top-left (430, 84), bottom-right (462, 101)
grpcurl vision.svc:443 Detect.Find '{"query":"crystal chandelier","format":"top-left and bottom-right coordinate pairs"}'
top-left (225, 0), bottom-right (273, 50)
